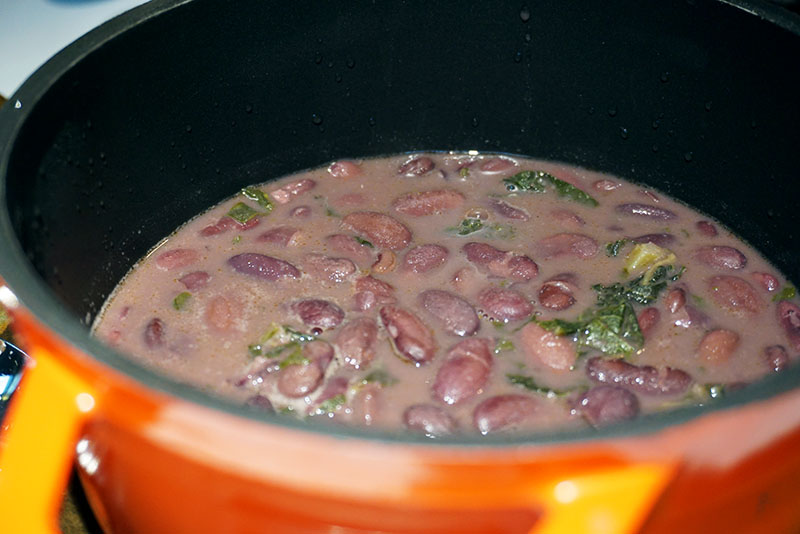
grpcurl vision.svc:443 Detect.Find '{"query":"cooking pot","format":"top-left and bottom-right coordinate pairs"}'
top-left (1, 1), bottom-right (800, 532)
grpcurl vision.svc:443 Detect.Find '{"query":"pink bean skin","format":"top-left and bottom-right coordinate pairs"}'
top-left (155, 248), bottom-right (199, 271)
top-left (290, 299), bottom-right (345, 330)
top-left (637, 307), bottom-right (661, 338)
top-left (244, 395), bottom-right (275, 413)
top-left (433, 338), bottom-right (492, 405)
top-left (477, 287), bottom-right (533, 322)
top-left (630, 233), bottom-right (675, 247)
top-left (697, 329), bottom-right (740, 365)
top-left (462, 242), bottom-right (538, 282)
top-left (392, 189), bottom-right (465, 216)
top-left (473, 394), bottom-right (539, 435)
top-left (327, 160), bottom-right (362, 179)
top-left (335, 317), bottom-right (378, 369)
top-left (269, 178), bottom-right (316, 204)
top-left (342, 211), bottom-right (412, 251)
top-left (586, 357), bottom-right (692, 396)
top-left (479, 157), bottom-right (517, 174)
top-left (379, 306), bottom-right (436, 365)
top-left (325, 234), bottom-right (375, 266)
top-left (228, 253), bottom-right (300, 281)
top-left (519, 321), bottom-right (576, 372)
top-left (575, 385), bottom-right (639, 427)
top-left (777, 301), bottom-right (800, 351)
top-left (179, 271), bottom-right (210, 291)
top-left (403, 244), bottom-right (449, 274)
top-left (290, 205), bottom-right (312, 218)
top-left (353, 275), bottom-right (396, 311)
top-left (693, 246), bottom-right (747, 270)
top-left (144, 318), bottom-right (165, 349)
top-left (614, 203), bottom-right (677, 220)
top-left (695, 220), bottom-right (718, 237)
top-left (277, 341), bottom-right (333, 398)
top-left (398, 156), bottom-right (435, 176)
top-left (205, 295), bottom-right (237, 331)
top-left (200, 216), bottom-right (261, 236)
top-left (707, 275), bottom-right (763, 317)
top-left (488, 198), bottom-right (529, 221)
top-left (303, 254), bottom-right (357, 283)
top-left (256, 226), bottom-right (300, 246)
top-left (593, 179), bottom-right (622, 193)
top-left (350, 383), bottom-right (382, 426)
top-left (535, 233), bottom-right (598, 260)
top-left (419, 289), bottom-right (480, 337)
top-left (550, 209), bottom-right (585, 229)
top-left (664, 288), bottom-right (686, 314)
top-left (763, 345), bottom-right (790, 373)
top-left (538, 280), bottom-right (576, 310)
top-left (751, 272), bottom-right (779, 292)
top-left (403, 404), bottom-right (458, 437)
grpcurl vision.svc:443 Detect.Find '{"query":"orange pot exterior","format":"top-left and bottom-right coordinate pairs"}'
top-left (2, 308), bottom-right (800, 534)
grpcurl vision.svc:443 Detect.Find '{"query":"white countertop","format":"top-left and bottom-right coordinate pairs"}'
top-left (0, 0), bottom-right (150, 98)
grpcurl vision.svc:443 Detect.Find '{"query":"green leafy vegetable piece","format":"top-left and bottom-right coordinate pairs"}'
top-left (494, 339), bottom-right (515, 354)
top-left (354, 236), bottom-right (374, 248)
top-left (605, 239), bottom-right (628, 257)
top-left (773, 286), bottom-right (797, 302)
top-left (547, 176), bottom-right (599, 206)
top-left (278, 344), bottom-right (310, 369)
top-left (536, 318), bottom-right (584, 336)
top-left (593, 265), bottom-right (677, 306)
top-left (247, 344), bottom-right (263, 358)
top-left (503, 171), bottom-right (599, 206)
top-left (172, 292), bottom-right (192, 311)
top-left (362, 369), bottom-right (398, 387)
top-left (315, 394), bottom-right (346, 415)
top-left (241, 186), bottom-right (274, 213)
top-left (249, 324), bottom-right (316, 359)
top-left (459, 167), bottom-right (470, 177)
top-left (227, 202), bottom-right (260, 224)
top-left (506, 374), bottom-right (570, 398)
top-left (455, 217), bottom-right (484, 236)
top-left (232, 235), bottom-right (242, 244)
top-left (575, 300), bottom-right (643, 357)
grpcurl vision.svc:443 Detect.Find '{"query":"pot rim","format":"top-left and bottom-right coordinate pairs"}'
top-left (1, 0), bottom-right (800, 448)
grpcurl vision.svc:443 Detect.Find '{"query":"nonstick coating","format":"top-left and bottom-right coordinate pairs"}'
top-left (1, 0), bottom-right (800, 442)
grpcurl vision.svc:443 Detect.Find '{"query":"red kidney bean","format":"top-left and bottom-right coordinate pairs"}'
top-left (256, 226), bottom-right (300, 246)
top-left (419, 289), bottom-right (480, 337)
top-left (473, 394), bottom-right (539, 435)
top-left (403, 244), bottom-right (449, 274)
top-left (290, 299), bottom-right (345, 330)
top-left (575, 385), bottom-right (639, 427)
top-left (479, 157), bottom-right (517, 174)
top-left (432, 338), bottom-right (492, 405)
top-left (763, 345), bottom-right (790, 373)
top-left (379, 305), bottom-right (436, 365)
top-left (269, 178), bottom-right (316, 204)
top-left (664, 287), bottom-right (686, 314)
top-left (507, 255), bottom-right (539, 282)
top-left (535, 233), bottom-right (598, 260)
top-left (155, 248), bottom-right (200, 271)
top-left (488, 198), bottom-right (529, 221)
top-left (335, 317), bottom-right (378, 369)
top-left (311, 375), bottom-right (350, 413)
top-left (290, 205), bottom-right (312, 218)
top-left (550, 209), bottom-right (585, 229)
top-left (697, 329), bottom-right (740, 365)
top-left (325, 234), bottom-right (375, 266)
top-left (403, 404), bottom-right (458, 437)
top-left (707, 275), bottom-right (763, 317)
top-left (593, 179), bottom-right (622, 192)
top-left (693, 245), bottom-right (747, 270)
top-left (672, 304), bottom-right (711, 329)
top-left (200, 216), bottom-right (261, 236)
top-left (353, 276), bottom-right (396, 311)
top-left (303, 254), bottom-right (357, 283)
top-left (477, 287), bottom-right (533, 322)
top-left (342, 211), bottom-right (412, 251)
top-left (392, 189), bottom-right (465, 216)
top-left (228, 253), bottom-right (300, 281)
top-left (327, 160), bottom-right (362, 179)
top-left (586, 357), bottom-right (692, 396)
top-left (277, 341), bottom-right (333, 398)
top-left (463, 241), bottom-right (505, 265)
top-left (538, 280), bottom-right (576, 310)
top-left (350, 383), bottom-right (382, 426)
top-left (630, 233), bottom-right (675, 247)
top-left (751, 272), bottom-right (779, 292)
top-left (144, 318), bottom-right (165, 349)
top-left (244, 395), bottom-right (275, 413)
top-left (398, 156), bottom-right (435, 176)
top-left (462, 242), bottom-right (538, 282)
top-left (615, 203), bottom-right (677, 220)
top-left (205, 295), bottom-right (236, 331)
top-left (179, 271), bottom-right (210, 290)
top-left (519, 321), bottom-right (576, 371)
top-left (777, 301), bottom-right (800, 351)
top-left (695, 220), bottom-right (718, 237)
top-left (637, 307), bottom-right (660, 337)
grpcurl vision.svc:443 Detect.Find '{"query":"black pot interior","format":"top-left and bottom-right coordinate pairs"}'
top-left (1, 0), bottom-right (800, 441)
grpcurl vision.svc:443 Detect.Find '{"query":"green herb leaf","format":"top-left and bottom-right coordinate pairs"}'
top-left (172, 292), bottom-right (192, 311)
top-left (455, 217), bottom-right (484, 235)
top-left (575, 300), bottom-right (643, 357)
top-left (278, 344), bottom-right (310, 369)
top-left (227, 202), bottom-right (260, 224)
top-left (506, 373), bottom-right (570, 398)
top-left (459, 167), bottom-right (470, 177)
top-left (247, 344), bottom-right (263, 358)
top-left (537, 318), bottom-right (584, 336)
top-left (772, 286), bottom-right (796, 302)
top-left (503, 170), bottom-right (598, 206)
top-left (593, 265), bottom-right (676, 306)
top-left (241, 186), bottom-right (274, 213)
top-left (605, 239), bottom-right (628, 257)
top-left (354, 236), bottom-right (374, 248)
top-left (493, 339), bottom-right (515, 354)
top-left (362, 369), bottom-right (398, 387)
top-left (315, 394), bottom-right (346, 415)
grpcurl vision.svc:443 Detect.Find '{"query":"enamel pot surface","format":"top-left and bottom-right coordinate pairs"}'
top-left (1, 1), bottom-right (800, 533)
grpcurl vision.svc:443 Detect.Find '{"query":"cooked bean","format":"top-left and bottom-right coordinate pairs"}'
top-left (335, 317), bottom-right (378, 369)
top-left (244, 395), bottom-right (275, 413)
top-left (488, 198), bottom-right (529, 221)
top-left (269, 178), bottom-right (316, 204)
top-left (371, 251), bottom-right (397, 274)
top-left (630, 233), bottom-right (675, 247)
top-left (479, 157), bottom-right (517, 174)
top-left (290, 299), bottom-right (344, 330)
top-left (550, 209), bottom-right (585, 229)
top-left (593, 179), bottom-right (622, 192)
top-left (419, 289), bottom-right (480, 337)
top-left (519, 321), bottom-right (576, 371)
top-left (462, 242), bottom-right (538, 282)
top-left (575, 385), bottom-right (639, 427)
top-left (707, 275), bottom-right (763, 316)
top-left (350, 383), bottom-right (382, 426)
top-left (432, 338), bottom-right (492, 405)
top-left (536, 233), bottom-right (598, 260)
top-left (777, 301), bottom-right (800, 351)
top-left (325, 234), bottom-right (375, 266)
top-left (290, 205), bottom-right (312, 218)
top-left (763, 345), bottom-right (790, 373)
top-left (379, 306), bottom-right (436, 365)
top-left (507, 255), bottom-right (539, 282)
top-left (637, 307), bottom-right (661, 337)
top-left (179, 271), bottom-right (210, 291)
top-left (155, 248), bottom-right (199, 271)
top-left (403, 244), bottom-right (449, 274)
top-left (695, 220), bottom-right (718, 237)
top-left (353, 276), bottom-right (396, 311)
top-left (672, 304), bottom-right (711, 329)
top-left (751, 272), bottom-right (779, 292)
top-left (200, 216), bottom-right (261, 236)
top-left (342, 211), bottom-right (412, 251)
top-left (327, 160), bottom-right (362, 179)
top-left (615, 203), bottom-right (677, 220)
top-left (477, 287), bottom-right (533, 322)
top-left (693, 245), bottom-right (747, 270)
top-left (228, 253), bottom-right (300, 281)
top-left (664, 287), bottom-right (686, 314)
top-left (398, 156), bottom-right (435, 176)
top-left (697, 329), bottom-right (740, 365)
top-left (538, 280), bottom-right (576, 310)
top-left (462, 241), bottom-right (505, 265)
top-left (473, 394), bottom-right (539, 435)
top-left (205, 295), bottom-right (236, 331)
top-left (303, 254), bottom-right (356, 283)
top-left (256, 226), bottom-right (300, 246)
top-left (403, 404), bottom-right (458, 437)
top-left (392, 189), bottom-right (465, 216)
top-left (277, 341), bottom-right (333, 398)
top-left (144, 318), bottom-right (165, 349)
top-left (312, 375), bottom-right (350, 410)
top-left (586, 357), bottom-right (692, 396)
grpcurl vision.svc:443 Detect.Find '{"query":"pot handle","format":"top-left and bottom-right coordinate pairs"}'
top-left (0, 341), bottom-right (97, 534)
